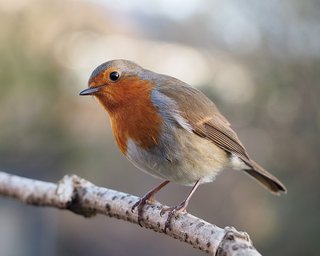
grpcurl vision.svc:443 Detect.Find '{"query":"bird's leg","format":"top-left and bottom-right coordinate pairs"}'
top-left (132, 180), bottom-right (170, 226)
top-left (160, 179), bottom-right (201, 233)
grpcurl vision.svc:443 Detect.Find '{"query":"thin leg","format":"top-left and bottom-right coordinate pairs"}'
top-left (132, 180), bottom-right (170, 226)
top-left (160, 179), bottom-right (201, 233)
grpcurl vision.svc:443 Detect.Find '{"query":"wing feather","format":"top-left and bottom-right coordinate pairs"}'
top-left (197, 117), bottom-right (250, 161)
top-left (153, 75), bottom-right (287, 193)
top-left (155, 78), bottom-right (249, 161)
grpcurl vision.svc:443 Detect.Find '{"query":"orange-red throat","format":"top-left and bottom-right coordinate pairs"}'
top-left (91, 76), bottom-right (163, 154)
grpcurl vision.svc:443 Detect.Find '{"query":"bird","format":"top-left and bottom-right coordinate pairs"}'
top-left (79, 59), bottom-right (287, 231)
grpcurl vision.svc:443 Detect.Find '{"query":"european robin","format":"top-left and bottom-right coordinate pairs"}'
top-left (80, 59), bottom-right (286, 231)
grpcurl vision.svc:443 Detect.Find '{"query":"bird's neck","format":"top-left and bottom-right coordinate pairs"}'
top-left (97, 80), bottom-right (163, 154)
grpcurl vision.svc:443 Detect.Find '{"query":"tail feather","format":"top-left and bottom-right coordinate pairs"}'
top-left (242, 160), bottom-right (287, 195)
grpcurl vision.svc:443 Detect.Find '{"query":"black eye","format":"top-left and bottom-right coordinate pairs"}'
top-left (109, 71), bottom-right (120, 81)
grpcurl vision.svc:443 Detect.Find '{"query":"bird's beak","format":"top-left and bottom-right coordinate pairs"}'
top-left (79, 87), bottom-right (101, 96)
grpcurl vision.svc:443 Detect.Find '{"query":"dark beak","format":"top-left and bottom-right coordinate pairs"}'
top-left (79, 87), bottom-right (101, 96)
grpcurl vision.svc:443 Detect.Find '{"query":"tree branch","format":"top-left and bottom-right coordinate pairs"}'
top-left (0, 171), bottom-right (261, 255)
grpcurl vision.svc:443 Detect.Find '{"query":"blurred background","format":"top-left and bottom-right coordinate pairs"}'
top-left (0, 0), bottom-right (319, 255)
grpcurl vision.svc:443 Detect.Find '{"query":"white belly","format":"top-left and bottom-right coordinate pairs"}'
top-left (126, 128), bottom-right (229, 186)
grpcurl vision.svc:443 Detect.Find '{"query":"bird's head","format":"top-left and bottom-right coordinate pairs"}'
top-left (79, 59), bottom-right (164, 152)
top-left (80, 59), bottom-right (153, 112)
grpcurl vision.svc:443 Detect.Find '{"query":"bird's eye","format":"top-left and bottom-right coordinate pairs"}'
top-left (109, 71), bottom-right (120, 81)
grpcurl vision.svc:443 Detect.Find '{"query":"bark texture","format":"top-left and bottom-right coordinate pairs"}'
top-left (0, 171), bottom-right (261, 255)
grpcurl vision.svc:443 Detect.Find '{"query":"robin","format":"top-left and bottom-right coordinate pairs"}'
top-left (79, 59), bottom-right (286, 231)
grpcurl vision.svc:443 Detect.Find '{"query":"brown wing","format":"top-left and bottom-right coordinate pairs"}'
top-left (156, 77), bottom-right (287, 194)
top-left (194, 115), bottom-right (250, 161)
top-left (156, 78), bottom-right (249, 161)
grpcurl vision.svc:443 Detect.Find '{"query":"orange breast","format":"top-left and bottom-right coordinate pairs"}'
top-left (97, 77), bottom-right (163, 154)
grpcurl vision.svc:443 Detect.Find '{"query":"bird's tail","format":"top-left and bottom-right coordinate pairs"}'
top-left (242, 160), bottom-right (287, 195)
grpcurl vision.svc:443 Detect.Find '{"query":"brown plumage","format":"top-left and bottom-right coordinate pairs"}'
top-left (80, 59), bottom-right (287, 231)
top-left (156, 78), bottom-right (286, 194)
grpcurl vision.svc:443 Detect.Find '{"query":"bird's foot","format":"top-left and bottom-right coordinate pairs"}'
top-left (160, 201), bottom-right (188, 233)
top-left (131, 194), bottom-right (155, 226)
top-left (131, 180), bottom-right (170, 227)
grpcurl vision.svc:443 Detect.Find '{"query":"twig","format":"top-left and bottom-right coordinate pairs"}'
top-left (0, 171), bottom-right (261, 255)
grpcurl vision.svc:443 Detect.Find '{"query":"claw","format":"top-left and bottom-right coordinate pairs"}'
top-left (160, 179), bottom-right (201, 233)
top-left (132, 179), bottom-right (200, 231)
top-left (160, 207), bottom-right (167, 217)
top-left (161, 202), bottom-right (187, 233)
top-left (131, 180), bottom-right (170, 227)
top-left (131, 197), bottom-right (150, 226)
